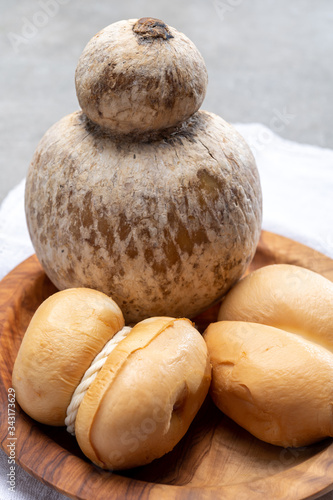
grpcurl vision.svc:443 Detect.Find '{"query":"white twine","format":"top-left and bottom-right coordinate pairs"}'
top-left (65, 325), bottom-right (132, 435)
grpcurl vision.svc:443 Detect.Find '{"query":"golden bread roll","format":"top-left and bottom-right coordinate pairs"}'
top-left (12, 288), bottom-right (124, 425)
top-left (12, 290), bottom-right (211, 469)
top-left (76, 317), bottom-right (211, 469)
top-left (218, 264), bottom-right (333, 350)
top-left (204, 321), bottom-right (333, 447)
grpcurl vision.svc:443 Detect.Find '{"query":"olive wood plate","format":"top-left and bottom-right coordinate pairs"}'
top-left (0, 230), bottom-right (332, 500)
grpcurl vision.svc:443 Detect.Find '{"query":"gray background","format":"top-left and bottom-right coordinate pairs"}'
top-left (1, 0), bottom-right (333, 203)
top-left (0, 1), bottom-right (333, 499)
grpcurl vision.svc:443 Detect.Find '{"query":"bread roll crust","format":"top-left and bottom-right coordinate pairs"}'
top-left (12, 288), bottom-right (124, 425)
top-left (75, 317), bottom-right (211, 469)
top-left (204, 321), bottom-right (333, 447)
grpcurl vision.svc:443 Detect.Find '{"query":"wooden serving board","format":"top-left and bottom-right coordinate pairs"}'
top-left (0, 230), bottom-right (332, 500)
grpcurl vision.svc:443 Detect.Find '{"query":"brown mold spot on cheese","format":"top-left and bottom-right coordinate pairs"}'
top-left (66, 266), bottom-right (76, 281)
top-left (196, 169), bottom-right (226, 203)
top-left (144, 247), bottom-right (154, 267)
top-left (97, 211), bottom-right (115, 252)
top-left (175, 225), bottom-right (194, 257)
top-left (138, 226), bottom-right (151, 240)
top-left (118, 213), bottom-right (132, 241)
top-left (192, 228), bottom-right (210, 246)
top-left (145, 77), bottom-right (160, 92)
top-left (85, 230), bottom-right (101, 251)
top-left (81, 192), bottom-right (94, 229)
top-left (68, 216), bottom-right (82, 243)
top-left (36, 210), bottom-right (43, 230)
top-left (162, 228), bottom-right (181, 267)
top-left (126, 237), bottom-right (139, 259)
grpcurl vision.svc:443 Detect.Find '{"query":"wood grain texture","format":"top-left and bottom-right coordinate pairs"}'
top-left (0, 230), bottom-right (332, 500)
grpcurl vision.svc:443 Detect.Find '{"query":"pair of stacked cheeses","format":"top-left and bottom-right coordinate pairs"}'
top-left (205, 263), bottom-right (333, 448)
top-left (12, 290), bottom-right (211, 470)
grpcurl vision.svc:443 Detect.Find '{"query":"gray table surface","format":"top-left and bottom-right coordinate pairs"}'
top-left (1, 0), bottom-right (333, 498)
top-left (1, 0), bottom-right (333, 203)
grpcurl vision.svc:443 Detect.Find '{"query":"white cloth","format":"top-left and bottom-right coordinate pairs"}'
top-left (0, 123), bottom-right (332, 499)
top-left (235, 123), bottom-right (333, 257)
